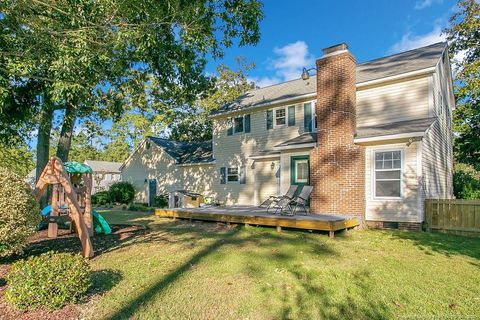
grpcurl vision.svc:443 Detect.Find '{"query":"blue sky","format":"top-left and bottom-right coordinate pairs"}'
top-left (206, 0), bottom-right (458, 87)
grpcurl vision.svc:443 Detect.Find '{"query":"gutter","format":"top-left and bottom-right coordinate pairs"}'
top-left (354, 132), bottom-right (426, 144)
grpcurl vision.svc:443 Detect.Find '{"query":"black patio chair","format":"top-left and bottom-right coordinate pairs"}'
top-left (290, 186), bottom-right (313, 215)
top-left (260, 185), bottom-right (298, 210)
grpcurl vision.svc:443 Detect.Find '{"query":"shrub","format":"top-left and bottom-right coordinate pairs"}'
top-left (128, 203), bottom-right (152, 212)
top-left (91, 191), bottom-right (111, 206)
top-left (153, 195), bottom-right (168, 208)
top-left (5, 251), bottom-right (92, 310)
top-left (108, 182), bottom-right (135, 204)
top-left (453, 163), bottom-right (480, 199)
top-left (0, 167), bottom-right (40, 257)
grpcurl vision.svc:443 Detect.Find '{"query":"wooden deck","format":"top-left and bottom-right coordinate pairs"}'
top-left (155, 205), bottom-right (359, 237)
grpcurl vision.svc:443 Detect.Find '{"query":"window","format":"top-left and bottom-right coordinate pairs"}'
top-left (295, 160), bottom-right (309, 183)
top-left (228, 114), bottom-right (250, 135)
top-left (234, 116), bottom-right (244, 133)
top-left (275, 108), bottom-right (286, 126)
top-left (227, 167), bottom-right (239, 182)
top-left (374, 150), bottom-right (402, 198)
top-left (304, 102), bottom-right (317, 132)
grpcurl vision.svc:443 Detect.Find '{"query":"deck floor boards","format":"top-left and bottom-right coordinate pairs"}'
top-left (155, 205), bottom-right (359, 236)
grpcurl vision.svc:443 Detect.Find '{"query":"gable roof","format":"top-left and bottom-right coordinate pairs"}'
top-left (147, 137), bottom-right (213, 164)
top-left (211, 42), bottom-right (446, 117)
top-left (84, 160), bottom-right (122, 173)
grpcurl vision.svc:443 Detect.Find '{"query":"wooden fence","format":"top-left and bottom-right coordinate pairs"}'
top-left (425, 199), bottom-right (480, 236)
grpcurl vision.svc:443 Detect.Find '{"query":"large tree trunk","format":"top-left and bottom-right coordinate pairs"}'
top-left (56, 104), bottom-right (77, 162)
top-left (36, 105), bottom-right (54, 208)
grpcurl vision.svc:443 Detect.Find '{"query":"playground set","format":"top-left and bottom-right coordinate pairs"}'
top-left (33, 157), bottom-right (111, 258)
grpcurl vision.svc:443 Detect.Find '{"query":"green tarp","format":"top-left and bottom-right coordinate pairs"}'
top-left (64, 161), bottom-right (93, 174)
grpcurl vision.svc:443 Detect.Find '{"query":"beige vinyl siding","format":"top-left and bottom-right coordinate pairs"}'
top-left (121, 141), bottom-right (182, 202)
top-left (182, 164), bottom-right (216, 197)
top-left (365, 142), bottom-right (422, 222)
top-left (212, 99), bottom-right (312, 205)
top-left (422, 51), bottom-right (454, 199)
top-left (357, 76), bottom-right (430, 127)
top-left (253, 159), bottom-right (279, 205)
top-left (280, 149), bottom-right (311, 195)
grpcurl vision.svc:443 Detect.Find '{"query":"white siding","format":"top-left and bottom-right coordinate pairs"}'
top-left (357, 76), bottom-right (430, 127)
top-left (182, 164), bottom-right (216, 197)
top-left (365, 142), bottom-right (422, 222)
top-left (422, 51), bottom-right (454, 199)
top-left (253, 159), bottom-right (279, 205)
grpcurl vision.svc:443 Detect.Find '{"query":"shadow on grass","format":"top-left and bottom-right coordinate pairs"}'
top-left (90, 269), bottom-right (124, 295)
top-left (390, 230), bottom-right (480, 260)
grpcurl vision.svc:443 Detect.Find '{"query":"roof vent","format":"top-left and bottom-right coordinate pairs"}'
top-left (322, 43), bottom-right (348, 56)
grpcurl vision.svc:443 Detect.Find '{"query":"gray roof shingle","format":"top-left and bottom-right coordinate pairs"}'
top-left (211, 42), bottom-right (446, 116)
top-left (355, 118), bottom-right (437, 139)
top-left (275, 133), bottom-right (317, 148)
top-left (147, 137), bottom-right (213, 164)
top-left (84, 160), bottom-right (123, 173)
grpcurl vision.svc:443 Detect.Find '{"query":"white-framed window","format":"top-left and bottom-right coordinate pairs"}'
top-left (373, 149), bottom-right (403, 199)
top-left (295, 160), bottom-right (309, 183)
top-left (227, 167), bottom-right (239, 183)
top-left (234, 116), bottom-right (244, 133)
top-left (275, 108), bottom-right (286, 126)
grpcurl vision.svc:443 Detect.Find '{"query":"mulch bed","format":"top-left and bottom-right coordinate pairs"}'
top-left (0, 224), bottom-right (147, 320)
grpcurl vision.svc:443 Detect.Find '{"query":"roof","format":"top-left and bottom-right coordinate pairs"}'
top-left (147, 137), bottom-right (213, 164)
top-left (84, 160), bottom-right (123, 173)
top-left (275, 132), bottom-right (317, 148)
top-left (355, 118), bottom-right (437, 139)
top-left (211, 42), bottom-right (446, 117)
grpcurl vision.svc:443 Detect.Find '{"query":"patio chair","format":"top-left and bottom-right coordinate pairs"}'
top-left (259, 185), bottom-right (298, 209)
top-left (290, 186), bottom-right (313, 215)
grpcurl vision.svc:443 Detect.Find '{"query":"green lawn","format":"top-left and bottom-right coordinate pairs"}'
top-left (84, 210), bottom-right (480, 320)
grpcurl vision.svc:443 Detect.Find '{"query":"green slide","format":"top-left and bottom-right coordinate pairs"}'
top-left (92, 210), bottom-right (112, 235)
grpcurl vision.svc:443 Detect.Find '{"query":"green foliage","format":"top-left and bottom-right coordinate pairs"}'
top-left (109, 182), bottom-right (135, 204)
top-left (101, 137), bottom-right (131, 163)
top-left (5, 251), bottom-right (91, 310)
top-left (0, 136), bottom-right (35, 177)
top-left (68, 131), bottom-right (102, 163)
top-left (127, 203), bottom-right (152, 212)
top-left (91, 191), bottom-right (111, 206)
top-left (0, 167), bottom-right (39, 257)
top-left (453, 163), bottom-right (480, 199)
top-left (445, 0), bottom-right (480, 170)
top-left (153, 195), bottom-right (169, 208)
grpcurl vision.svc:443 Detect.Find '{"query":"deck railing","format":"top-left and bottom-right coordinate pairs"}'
top-left (425, 199), bottom-right (480, 236)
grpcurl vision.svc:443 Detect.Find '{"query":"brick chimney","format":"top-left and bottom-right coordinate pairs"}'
top-left (309, 43), bottom-right (365, 216)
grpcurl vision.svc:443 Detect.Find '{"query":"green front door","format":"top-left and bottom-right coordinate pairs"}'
top-left (290, 155), bottom-right (310, 196)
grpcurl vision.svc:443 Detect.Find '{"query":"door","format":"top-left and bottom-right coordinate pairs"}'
top-left (148, 179), bottom-right (157, 207)
top-left (290, 156), bottom-right (310, 196)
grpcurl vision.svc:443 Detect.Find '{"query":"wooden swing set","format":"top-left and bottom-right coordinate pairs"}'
top-left (33, 157), bottom-right (94, 258)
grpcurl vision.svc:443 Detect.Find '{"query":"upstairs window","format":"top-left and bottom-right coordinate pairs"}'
top-left (234, 117), bottom-right (244, 133)
top-left (374, 150), bottom-right (402, 198)
top-left (227, 114), bottom-right (251, 135)
top-left (275, 108), bottom-right (286, 126)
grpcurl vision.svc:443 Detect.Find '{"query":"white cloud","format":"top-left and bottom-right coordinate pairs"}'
top-left (414, 0), bottom-right (443, 10)
top-left (389, 25), bottom-right (446, 54)
top-left (252, 40), bottom-right (314, 88)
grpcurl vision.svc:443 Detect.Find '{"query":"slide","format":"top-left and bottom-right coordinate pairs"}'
top-left (92, 210), bottom-right (112, 235)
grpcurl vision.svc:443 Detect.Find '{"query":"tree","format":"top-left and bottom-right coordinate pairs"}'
top-left (68, 132), bottom-right (102, 163)
top-left (0, 137), bottom-right (35, 177)
top-left (445, 0), bottom-right (480, 170)
top-left (102, 137), bottom-right (131, 163)
top-left (1, 0), bottom-right (263, 171)
top-left (169, 59), bottom-right (256, 142)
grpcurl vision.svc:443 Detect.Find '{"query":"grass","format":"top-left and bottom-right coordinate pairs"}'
top-left (83, 210), bottom-right (480, 319)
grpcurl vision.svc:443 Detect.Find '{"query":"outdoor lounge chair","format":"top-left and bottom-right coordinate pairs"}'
top-left (269, 186), bottom-right (313, 215)
top-left (259, 185), bottom-right (298, 209)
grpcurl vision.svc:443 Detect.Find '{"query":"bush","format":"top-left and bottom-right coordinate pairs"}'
top-left (91, 191), bottom-right (111, 206)
top-left (128, 203), bottom-right (152, 212)
top-left (5, 251), bottom-right (92, 310)
top-left (153, 195), bottom-right (168, 208)
top-left (108, 182), bottom-right (135, 204)
top-left (0, 167), bottom-right (40, 257)
top-left (453, 163), bottom-right (480, 199)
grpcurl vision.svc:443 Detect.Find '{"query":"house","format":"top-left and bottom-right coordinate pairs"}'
top-left (121, 42), bottom-right (454, 229)
top-left (84, 160), bottom-right (122, 194)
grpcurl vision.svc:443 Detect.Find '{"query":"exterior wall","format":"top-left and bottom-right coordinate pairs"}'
top-left (280, 149), bottom-right (311, 195)
top-left (253, 158), bottom-right (279, 205)
top-left (357, 76), bottom-right (430, 127)
top-left (310, 51), bottom-right (365, 216)
top-left (365, 142), bottom-right (422, 223)
top-left (422, 50), bottom-right (454, 199)
top-left (182, 164), bottom-right (216, 197)
top-left (91, 172), bottom-right (121, 194)
top-left (121, 141), bottom-right (182, 203)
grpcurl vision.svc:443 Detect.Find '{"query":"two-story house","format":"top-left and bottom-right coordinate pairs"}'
top-left (121, 42), bottom-right (454, 229)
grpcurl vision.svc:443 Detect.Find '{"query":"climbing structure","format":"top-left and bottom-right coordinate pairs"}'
top-left (34, 157), bottom-right (94, 258)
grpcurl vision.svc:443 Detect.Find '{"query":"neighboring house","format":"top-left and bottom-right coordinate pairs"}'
top-left (121, 42), bottom-right (454, 229)
top-left (84, 160), bottom-right (122, 194)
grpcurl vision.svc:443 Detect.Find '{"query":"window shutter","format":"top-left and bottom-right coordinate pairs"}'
top-left (266, 110), bottom-right (273, 130)
top-left (244, 114), bottom-right (251, 133)
top-left (239, 166), bottom-right (246, 184)
top-left (304, 103), bottom-right (312, 132)
top-left (288, 106), bottom-right (295, 126)
top-left (227, 119), bottom-right (233, 136)
top-left (220, 167), bottom-right (226, 184)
